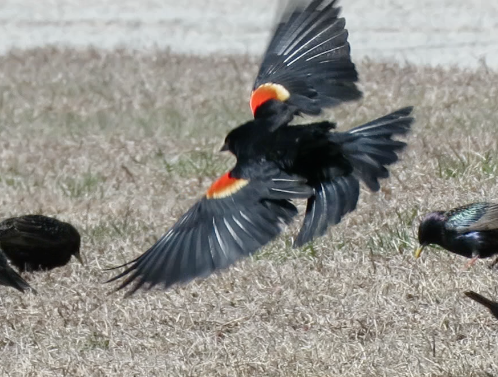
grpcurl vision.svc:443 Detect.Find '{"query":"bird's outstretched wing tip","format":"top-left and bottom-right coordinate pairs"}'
top-left (252, 0), bottom-right (360, 116)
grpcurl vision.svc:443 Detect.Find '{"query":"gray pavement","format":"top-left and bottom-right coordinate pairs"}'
top-left (0, 0), bottom-right (497, 68)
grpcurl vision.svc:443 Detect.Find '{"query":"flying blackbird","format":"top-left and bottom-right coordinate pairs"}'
top-left (464, 291), bottom-right (498, 320)
top-left (415, 202), bottom-right (498, 267)
top-left (108, 0), bottom-right (414, 295)
top-left (0, 215), bottom-right (82, 272)
top-left (0, 249), bottom-right (34, 293)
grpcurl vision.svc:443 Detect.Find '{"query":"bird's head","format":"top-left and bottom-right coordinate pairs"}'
top-left (220, 121), bottom-right (255, 156)
top-left (415, 211), bottom-right (446, 258)
top-left (220, 100), bottom-right (295, 156)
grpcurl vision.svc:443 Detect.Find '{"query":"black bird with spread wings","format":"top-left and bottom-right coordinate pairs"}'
top-left (0, 215), bottom-right (82, 272)
top-left (109, 0), bottom-right (414, 295)
top-left (415, 203), bottom-right (498, 267)
top-left (0, 249), bottom-right (34, 293)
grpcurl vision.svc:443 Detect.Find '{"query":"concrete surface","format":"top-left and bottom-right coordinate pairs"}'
top-left (0, 0), bottom-right (497, 68)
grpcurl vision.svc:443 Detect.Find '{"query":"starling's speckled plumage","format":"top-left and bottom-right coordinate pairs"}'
top-left (0, 249), bottom-right (34, 293)
top-left (0, 215), bottom-right (82, 272)
top-left (464, 291), bottom-right (498, 320)
top-left (415, 202), bottom-right (498, 262)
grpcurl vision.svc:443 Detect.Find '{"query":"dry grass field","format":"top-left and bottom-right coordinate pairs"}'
top-left (1, 48), bottom-right (498, 376)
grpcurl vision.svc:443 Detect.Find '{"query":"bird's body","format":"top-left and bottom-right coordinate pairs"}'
top-left (416, 203), bottom-right (498, 261)
top-left (0, 215), bottom-right (82, 272)
top-left (0, 249), bottom-right (34, 293)
top-left (226, 101), bottom-right (413, 246)
top-left (109, 0), bottom-right (415, 295)
top-left (110, 105), bottom-right (413, 294)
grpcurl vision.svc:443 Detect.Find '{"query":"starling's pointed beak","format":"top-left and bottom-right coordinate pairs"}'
top-left (219, 142), bottom-right (229, 152)
top-left (414, 245), bottom-right (425, 259)
top-left (74, 251), bottom-right (85, 265)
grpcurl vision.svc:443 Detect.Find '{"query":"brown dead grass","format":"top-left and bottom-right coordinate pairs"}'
top-left (1, 48), bottom-right (498, 376)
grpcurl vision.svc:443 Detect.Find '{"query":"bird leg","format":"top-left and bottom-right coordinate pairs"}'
top-left (463, 255), bottom-right (479, 270)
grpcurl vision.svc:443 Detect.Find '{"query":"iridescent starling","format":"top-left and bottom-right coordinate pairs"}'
top-left (0, 249), bottom-right (34, 293)
top-left (0, 215), bottom-right (82, 272)
top-left (464, 291), bottom-right (498, 320)
top-left (415, 202), bottom-right (498, 266)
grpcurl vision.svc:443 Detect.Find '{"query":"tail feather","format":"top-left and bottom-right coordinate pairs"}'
top-left (348, 107), bottom-right (414, 135)
top-left (294, 174), bottom-right (359, 247)
top-left (293, 107), bottom-right (414, 246)
top-left (252, 0), bottom-right (361, 116)
top-left (336, 107), bottom-right (414, 191)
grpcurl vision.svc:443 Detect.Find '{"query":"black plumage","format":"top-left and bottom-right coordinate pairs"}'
top-left (108, 0), bottom-right (414, 295)
top-left (109, 167), bottom-right (314, 295)
top-left (226, 102), bottom-right (413, 247)
top-left (464, 291), bottom-right (498, 320)
top-left (0, 215), bottom-right (82, 272)
top-left (415, 203), bottom-right (498, 265)
top-left (109, 104), bottom-right (413, 295)
top-left (251, 0), bottom-right (361, 116)
top-left (0, 249), bottom-right (34, 293)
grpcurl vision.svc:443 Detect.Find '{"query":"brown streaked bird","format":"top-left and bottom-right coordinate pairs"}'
top-left (0, 215), bottom-right (82, 272)
top-left (108, 0), bottom-right (414, 295)
top-left (0, 249), bottom-right (35, 293)
top-left (415, 202), bottom-right (498, 267)
top-left (464, 291), bottom-right (498, 320)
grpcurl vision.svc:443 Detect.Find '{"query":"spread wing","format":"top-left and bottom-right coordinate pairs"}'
top-left (108, 169), bottom-right (313, 295)
top-left (250, 0), bottom-right (361, 117)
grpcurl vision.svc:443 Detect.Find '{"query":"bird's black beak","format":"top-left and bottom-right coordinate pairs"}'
top-left (220, 142), bottom-right (229, 152)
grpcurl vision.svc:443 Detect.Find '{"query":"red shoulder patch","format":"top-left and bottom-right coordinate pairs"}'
top-left (250, 83), bottom-right (291, 115)
top-left (206, 172), bottom-right (249, 199)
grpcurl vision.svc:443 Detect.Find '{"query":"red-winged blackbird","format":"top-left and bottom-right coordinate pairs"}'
top-left (108, 0), bottom-right (414, 295)
top-left (0, 249), bottom-right (35, 293)
top-left (464, 291), bottom-right (498, 320)
top-left (0, 215), bottom-right (82, 272)
top-left (415, 203), bottom-right (498, 267)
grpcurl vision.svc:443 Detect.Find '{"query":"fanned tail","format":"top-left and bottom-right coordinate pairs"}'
top-left (294, 107), bottom-right (414, 246)
top-left (338, 107), bottom-right (414, 191)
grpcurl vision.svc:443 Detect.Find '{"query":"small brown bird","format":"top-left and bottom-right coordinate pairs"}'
top-left (0, 215), bottom-right (82, 272)
top-left (464, 291), bottom-right (498, 320)
top-left (0, 249), bottom-right (34, 293)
